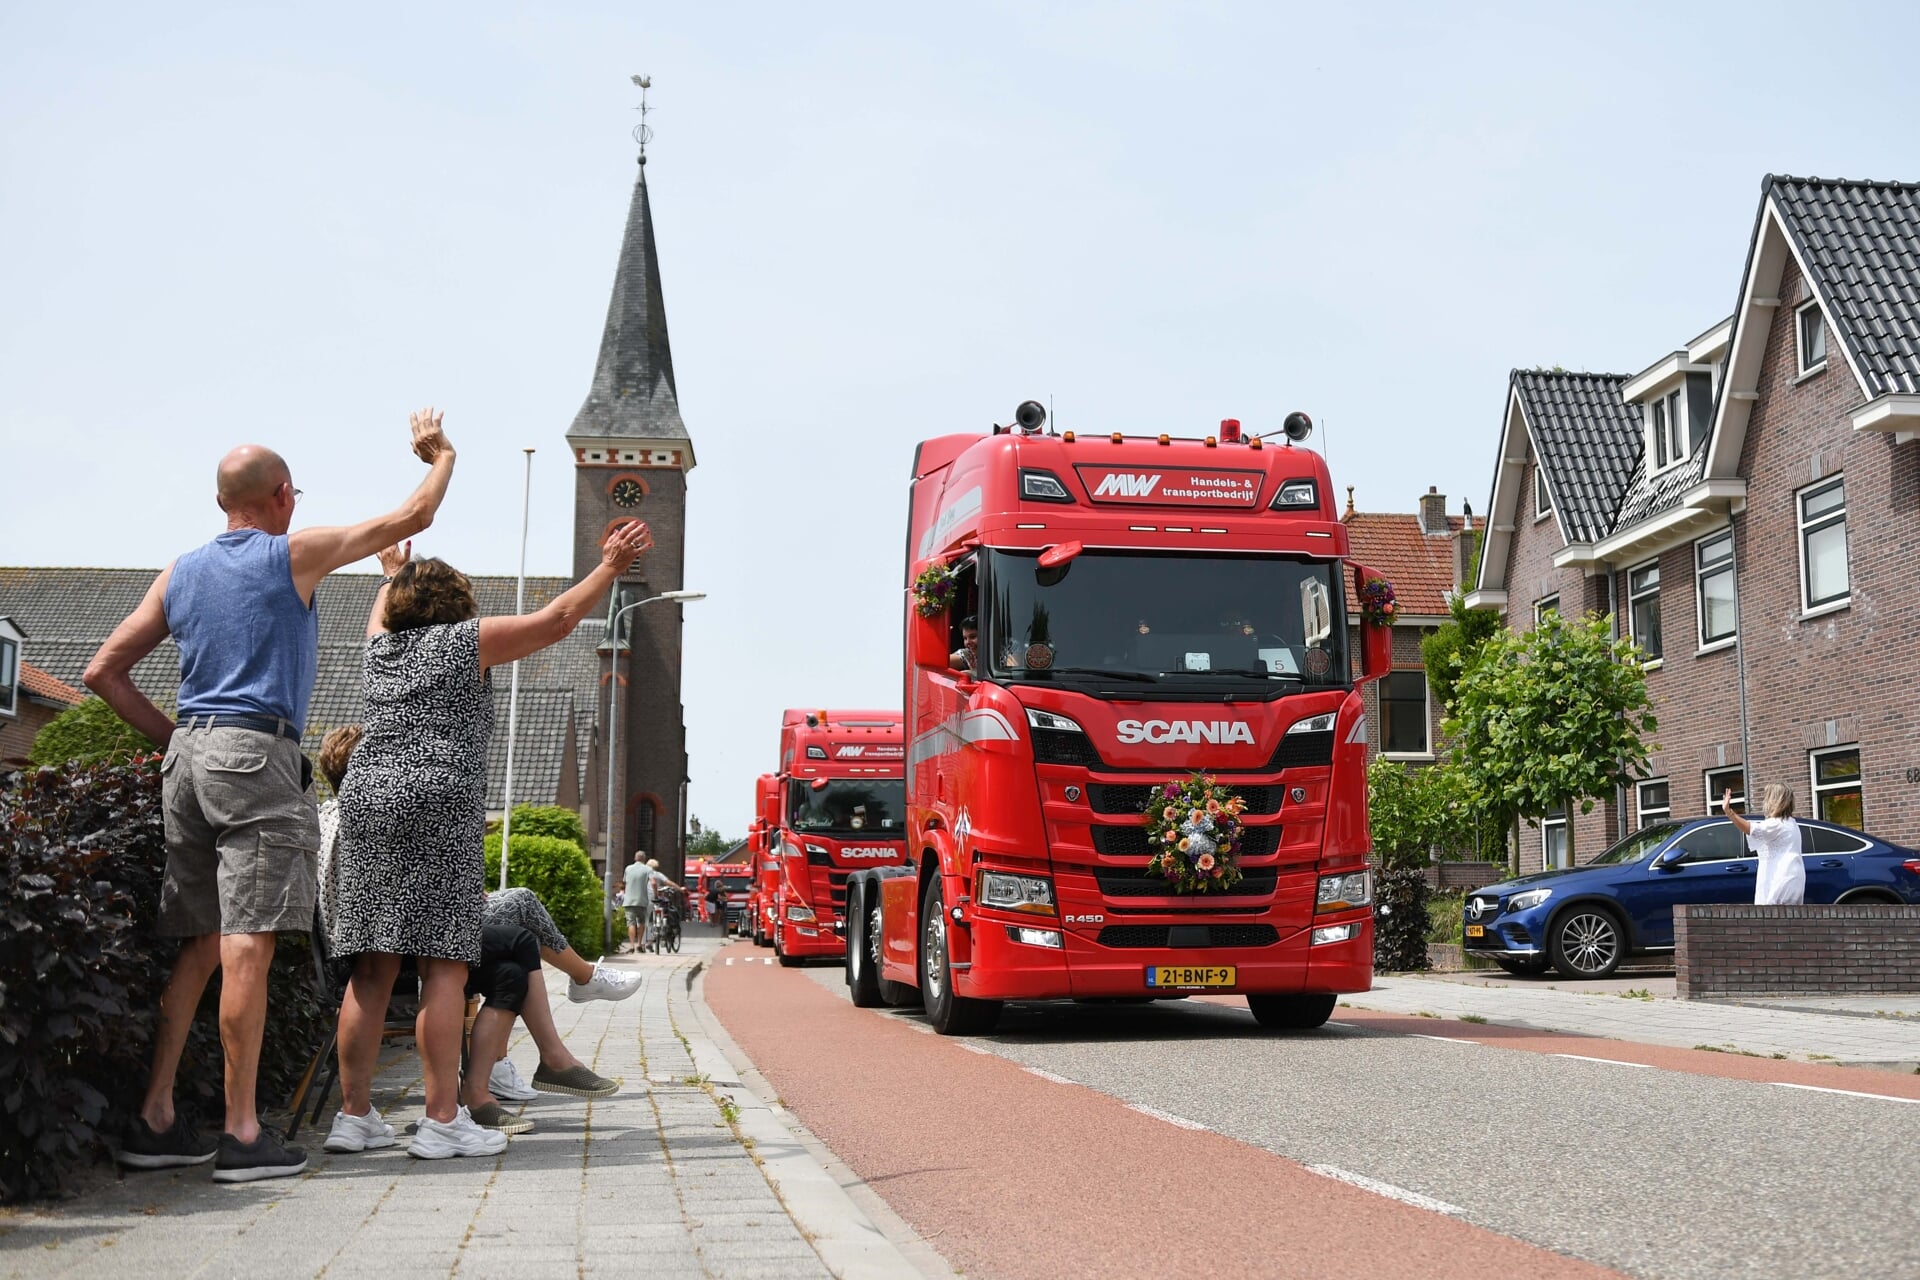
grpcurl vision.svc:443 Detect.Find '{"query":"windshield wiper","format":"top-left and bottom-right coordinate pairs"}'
top-left (1025, 666), bottom-right (1158, 683)
top-left (1159, 667), bottom-right (1303, 682)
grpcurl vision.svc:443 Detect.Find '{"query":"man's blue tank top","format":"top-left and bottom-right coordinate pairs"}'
top-left (165, 529), bottom-right (319, 731)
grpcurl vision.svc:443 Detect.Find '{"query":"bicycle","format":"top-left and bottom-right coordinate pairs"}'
top-left (648, 891), bottom-right (684, 955)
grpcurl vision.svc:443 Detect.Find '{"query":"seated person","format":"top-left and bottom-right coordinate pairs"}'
top-left (950, 615), bottom-right (978, 672)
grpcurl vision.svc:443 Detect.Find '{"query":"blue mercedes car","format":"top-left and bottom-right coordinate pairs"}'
top-left (1462, 817), bottom-right (1920, 979)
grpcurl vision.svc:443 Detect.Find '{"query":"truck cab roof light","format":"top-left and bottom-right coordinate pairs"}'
top-left (1157, 434), bottom-right (1171, 445)
top-left (1249, 437), bottom-right (1264, 450)
top-left (1204, 435), bottom-right (1218, 447)
top-left (1062, 431), bottom-right (1075, 443)
top-left (1111, 432), bottom-right (1124, 444)
top-left (1270, 479), bottom-right (1319, 510)
top-left (1019, 469), bottom-right (1074, 504)
top-left (1220, 418), bottom-right (1242, 443)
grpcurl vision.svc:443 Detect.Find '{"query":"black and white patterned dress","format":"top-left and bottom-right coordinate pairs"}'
top-left (333, 618), bottom-right (494, 964)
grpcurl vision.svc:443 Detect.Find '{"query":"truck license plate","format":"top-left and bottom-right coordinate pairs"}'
top-left (1465, 925), bottom-right (1485, 939)
top-left (1146, 965), bottom-right (1236, 989)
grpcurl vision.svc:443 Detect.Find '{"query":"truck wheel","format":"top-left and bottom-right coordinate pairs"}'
top-left (919, 876), bottom-right (1001, 1035)
top-left (1246, 993), bottom-right (1337, 1030)
top-left (846, 881), bottom-right (884, 1008)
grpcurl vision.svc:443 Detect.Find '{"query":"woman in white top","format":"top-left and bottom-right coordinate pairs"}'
top-left (1722, 784), bottom-right (1806, 905)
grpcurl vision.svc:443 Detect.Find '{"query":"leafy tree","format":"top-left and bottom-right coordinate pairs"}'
top-left (1420, 592), bottom-right (1503, 714)
top-left (1368, 757), bottom-right (1495, 870)
top-left (496, 804), bottom-right (589, 855)
top-left (483, 832), bottom-right (602, 960)
top-left (1442, 610), bottom-right (1657, 867)
top-left (28, 697), bottom-right (157, 770)
top-left (687, 824), bottom-right (733, 860)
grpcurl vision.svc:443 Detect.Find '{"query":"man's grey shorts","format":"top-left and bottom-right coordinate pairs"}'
top-left (159, 723), bottom-right (321, 937)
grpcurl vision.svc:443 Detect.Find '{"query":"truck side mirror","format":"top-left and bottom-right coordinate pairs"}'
top-left (1357, 616), bottom-right (1392, 685)
top-left (909, 608), bottom-right (950, 671)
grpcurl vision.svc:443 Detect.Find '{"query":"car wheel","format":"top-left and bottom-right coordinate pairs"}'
top-left (1548, 906), bottom-right (1624, 979)
top-left (919, 875), bottom-right (1001, 1035)
top-left (1494, 957), bottom-right (1551, 977)
top-left (846, 881), bottom-right (884, 1007)
top-left (1837, 889), bottom-right (1901, 904)
top-left (1246, 993), bottom-right (1336, 1030)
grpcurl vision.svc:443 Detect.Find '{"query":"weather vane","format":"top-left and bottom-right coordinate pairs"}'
top-left (631, 74), bottom-right (653, 165)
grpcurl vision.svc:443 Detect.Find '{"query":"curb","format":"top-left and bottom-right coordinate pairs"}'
top-left (685, 960), bottom-right (958, 1280)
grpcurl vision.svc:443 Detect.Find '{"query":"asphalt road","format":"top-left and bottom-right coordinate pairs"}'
top-left (704, 946), bottom-right (1920, 1280)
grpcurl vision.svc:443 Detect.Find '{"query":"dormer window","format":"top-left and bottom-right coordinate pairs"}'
top-left (0, 631), bottom-right (17, 717)
top-left (1534, 467), bottom-right (1552, 520)
top-left (1649, 389), bottom-right (1685, 472)
top-left (1796, 300), bottom-right (1827, 377)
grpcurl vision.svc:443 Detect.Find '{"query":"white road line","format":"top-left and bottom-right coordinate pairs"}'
top-left (1407, 1033), bottom-right (1482, 1045)
top-left (724, 957), bottom-right (734, 965)
top-left (1324, 1021), bottom-right (1358, 1029)
top-left (957, 1042), bottom-right (993, 1055)
top-left (1552, 1054), bottom-right (1652, 1068)
top-left (1022, 1066), bottom-right (1077, 1086)
top-left (763, 957), bottom-right (774, 965)
top-left (1125, 1103), bottom-right (1210, 1132)
top-left (1773, 1082), bottom-right (1920, 1104)
top-left (1307, 1165), bottom-right (1467, 1217)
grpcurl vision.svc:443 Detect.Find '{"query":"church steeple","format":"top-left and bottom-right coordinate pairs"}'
top-left (567, 77), bottom-right (692, 466)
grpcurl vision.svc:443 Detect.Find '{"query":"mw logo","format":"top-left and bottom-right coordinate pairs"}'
top-left (1116, 719), bottom-right (1257, 745)
top-left (835, 746), bottom-right (867, 757)
top-left (1092, 472), bottom-right (1162, 497)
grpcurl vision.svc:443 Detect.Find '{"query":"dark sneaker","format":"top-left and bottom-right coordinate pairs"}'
top-left (531, 1063), bottom-right (620, 1097)
top-left (116, 1116), bottom-right (218, 1170)
top-left (211, 1131), bottom-right (309, 1184)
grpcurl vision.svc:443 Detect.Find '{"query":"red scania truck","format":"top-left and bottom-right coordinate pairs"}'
top-left (747, 774), bottom-right (780, 947)
top-left (762, 710), bottom-right (908, 966)
top-left (845, 404), bottom-right (1388, 1034)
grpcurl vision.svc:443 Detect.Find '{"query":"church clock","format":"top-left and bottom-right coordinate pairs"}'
top-left (610, 478), bottom-right (645, 508)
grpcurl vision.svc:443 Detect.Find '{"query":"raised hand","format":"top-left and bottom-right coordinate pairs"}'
top-left (410, 407), bottom-right (453, 464)
top-left (601, 521), bottom-right (654, 575)
top-left (376, 540), bottom-right (412, 578)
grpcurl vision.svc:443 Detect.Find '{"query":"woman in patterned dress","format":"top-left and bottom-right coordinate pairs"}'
top-left (327, 521), bottom-right (652, 1159)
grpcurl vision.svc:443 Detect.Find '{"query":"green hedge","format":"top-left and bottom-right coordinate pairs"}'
top-left (483, 832), bottom-right (602, 961)
top-left (494, 804), bottom-right (589, 854)
top-left (27, 697), bottom-right (158, 770)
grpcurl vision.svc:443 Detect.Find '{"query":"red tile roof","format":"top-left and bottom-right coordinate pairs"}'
top-left (1342, 512), bottom-right (1466, 618)
top-left (20, 661), bottom-right (85, 707)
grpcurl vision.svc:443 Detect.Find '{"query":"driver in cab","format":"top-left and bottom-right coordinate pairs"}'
top-left (950, 615), bottom-right (978, 673)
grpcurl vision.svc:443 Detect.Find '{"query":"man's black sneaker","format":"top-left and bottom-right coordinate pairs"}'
top-left (211, 1131), bottom-right (308, 1183)
top-left (115, 1116), bottom-right (218, 1170)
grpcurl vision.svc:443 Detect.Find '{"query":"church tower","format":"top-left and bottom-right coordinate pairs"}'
top-left (567, 80), bottom-right (695, 877)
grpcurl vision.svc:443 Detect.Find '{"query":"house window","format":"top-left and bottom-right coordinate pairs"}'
top-left (1650, 389), bottom-right (1685, 471)
top-left (1534, 595), bottom-right (1560, 627)
top-left (1695, 529), bottom-right (1736, 647)
top-left (1705, 766), bottom-right (1746, 815)
top-left (1541, 807), bottom-right (1569, 870)
top-left (633, 799), bottom-right (658, 861)
top-left (1797, 477), bottom-right (1849, 611)
top-left (0, 636), bottom-right (16, 717)
top-left (1810, 746), bottom-right (1863, 829)
top-left (1380, 670), bottom-right (1430, 756)
top-left (1534, 467), bottom-right (1553, 519)
top-left (1797, 300), bottom-right (1827, 375)
top-left (1628, 561), bottom-right (1662, 662)
top-left (1636, 779), bottom-right (1670, 828)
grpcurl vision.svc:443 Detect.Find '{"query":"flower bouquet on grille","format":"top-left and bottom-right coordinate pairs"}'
top-left (1358, 575), bottom-right (1398, 626)
top-left (911, 562), bottom-right (957, 618)
top-left (1142, 774), bottom-right (1248, 894)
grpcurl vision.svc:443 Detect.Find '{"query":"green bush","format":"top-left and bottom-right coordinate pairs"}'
top-left (27, 697), bottom-right (158, 770)
top-left (484, 832), bottom-right (602, 960)
top-left (499, 805), bottom-right (589, 854)
top-left (1373, 867), bottom-right (1432, 973)
top-left (1426, 892), bottom-right (1464, 946)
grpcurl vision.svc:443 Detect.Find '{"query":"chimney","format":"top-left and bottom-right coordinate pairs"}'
top-left (1419, 486), bottom-right (1448, 536)
top-left (1452, 500), bottom-right (1476, 590)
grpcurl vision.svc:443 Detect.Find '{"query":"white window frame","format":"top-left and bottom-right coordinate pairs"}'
top-left (1704, 766), bottom-right (1746, 816)
top-left (1627, 558), bottom-right (1662, 666)
top-left (1796, 475), bottom-right (1850, 616)
top-left (0, 635), bottom-right (16, 718)
top-left (1649, 388), bottom-right (1686, 475)
top-left (1540, 814), bottom-right (1570, 870)
top-left (1379, 668), bottom-right (1433, 760)
top-left (1694, 528), bottom-right (1737, 651)
top-left (1534, 594), bottom-right (1560, 627)
top-left (1534, 467), bottom-right (1553, 521)
top-left (1809, 745), bottom-right (1863, 827)
top-left (1636, 778), bottom-right (1671, 827)
top-left (1796, 299), bottom-right (1828, 377)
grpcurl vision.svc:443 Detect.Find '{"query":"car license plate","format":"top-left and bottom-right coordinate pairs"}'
top-left (1146, 965), bottom-right (1236, 989)
top-left (1466, 925), bottom-right (1485, 939)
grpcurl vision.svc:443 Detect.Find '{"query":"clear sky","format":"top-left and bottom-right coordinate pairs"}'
top-left (5, 1), bottom-right (1916, 836)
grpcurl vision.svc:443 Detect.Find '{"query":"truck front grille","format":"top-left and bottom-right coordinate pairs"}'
top-left (1089, 825), bottom-right (1279, 858)
top-left (1088, 783), bottom-right (1283, 816)
top-left (1096, 924), bottom-right (1280, 949)
top-left (1093, 866), bottom-right (1279, 898)
top-left (1269, 730), bottom-right (1335, 769)
top-left (1032, 727), bottom-right (1103, 767)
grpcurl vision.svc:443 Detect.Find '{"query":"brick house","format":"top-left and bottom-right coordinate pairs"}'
top-left (0, 617), bottom-right (88, 767)
top-left (1468, 174), bottom-right (1920, 871)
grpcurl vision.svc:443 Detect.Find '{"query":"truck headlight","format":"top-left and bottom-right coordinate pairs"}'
top-left (785, 904), bottom-right (816, 923)
top-left (1506, 888), bottom-right (1553, 913)
top-left (1316, 870), bottom-right (1373, 912)
top-left (977, 871), bottom-right (1056, 915)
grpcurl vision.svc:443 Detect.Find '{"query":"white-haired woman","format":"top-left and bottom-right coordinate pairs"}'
top-left (1723, 784), bottom-right (1805, 905)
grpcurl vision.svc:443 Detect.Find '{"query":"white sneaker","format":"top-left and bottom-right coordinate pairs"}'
top-left (322, 1107), bottom-right (397, 1153)
top-left (568, 963), bottom-right (642, 1004)
top-left (409, 1107), bottom-right (509, 1160)
top-left (489, 1057), bottom-right (540, 1102)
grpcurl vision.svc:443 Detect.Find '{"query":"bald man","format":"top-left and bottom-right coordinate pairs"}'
top-left (85, 408), bottom-right (457, 1183)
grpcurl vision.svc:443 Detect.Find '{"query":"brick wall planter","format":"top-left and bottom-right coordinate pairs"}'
top-left (1675, 904), bottom-right (1920, 998)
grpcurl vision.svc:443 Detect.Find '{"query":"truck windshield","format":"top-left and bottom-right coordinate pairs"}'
top-left (984, 549), bottom-right (1348, 690)
top-left (786, 779), bottom-right (906, 833)
top-left (718, 876), bottom-right (750, 892)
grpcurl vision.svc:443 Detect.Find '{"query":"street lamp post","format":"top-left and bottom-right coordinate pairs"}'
top-left (603, 588), bottom-right (706, 949)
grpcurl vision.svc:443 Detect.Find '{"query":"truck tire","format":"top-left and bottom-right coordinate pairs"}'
top-left (1246, 993), bottom-right (1337, 1030)
top-left (845, 880), bottom-right (884, 1008)
top-left (919, 876), bottom-right (1001, 1035)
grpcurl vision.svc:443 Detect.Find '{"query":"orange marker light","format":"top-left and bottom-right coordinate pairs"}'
top-left (1205, 436), bottom-right (1217, 447)
top-left (1111, 432), bottom-right (1124, 444)
top-left (1158, 433), bottom-right (1170, 445)
top-left (1062, 431), bottom-right (1075, 443)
